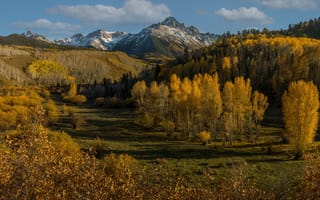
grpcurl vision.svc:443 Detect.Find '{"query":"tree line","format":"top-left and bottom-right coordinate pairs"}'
top-left (132, 73), bottom-right (268, 145)
top-left (158, 34), bottom-right (320, 105)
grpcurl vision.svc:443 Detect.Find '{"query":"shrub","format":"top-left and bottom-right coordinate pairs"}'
top-left (199, 131), bottom-right (211, 145)
top-left (0, 124), bottom-right (115, 200)
top-left (63, 94), bottom-right (87, 105)
top-left (48, 130), bottom-right (81, 155)
top-left (95, 97), bottom-right (105, 107)
top-left (90, 137), bottom-right (107, 158)
top-left (105, 97), bottom-right (119, 108)
top-left (0, 110), bottom-right (17, 131)
top-left (135, 113), bottom-right (154, 128)
top-left (62, 104), bottom-right (74, 116)
top-left (45, 100), bottom-right (58, 125)
top-left (70, 113), bottom-right (85, 130)
top-left (103, 153), bottom-right (138, 180)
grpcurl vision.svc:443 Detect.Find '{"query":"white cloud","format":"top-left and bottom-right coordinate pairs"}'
top-left (14, 19), bottom-right (80, 34)
top-left (216, 7), bottom-right (273, 25)
top-left (48, 0), bottom-right (171, 25)
top-left (256, 0), bottom-right (317, 9)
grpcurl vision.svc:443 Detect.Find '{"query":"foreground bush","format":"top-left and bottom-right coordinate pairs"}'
top-left (199, 131), bottom-right (211, 145)
top-left (0, 121), bottom-right (139, 199)
top-left (63, 94), bottom-right (87, 105)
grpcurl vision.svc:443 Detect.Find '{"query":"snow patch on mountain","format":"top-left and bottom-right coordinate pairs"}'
top-left (23, 30), bottom-right (52, 43)
top-left (55, 30), bottom-right (128, 50)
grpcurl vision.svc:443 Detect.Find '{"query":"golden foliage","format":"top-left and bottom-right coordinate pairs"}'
top-left (63, 76), bottom-right (87, 104)
top-left (131, 80), bottom-right (147, 106)
top-left (27, 59), bottom-right (68, 85)
top-left (282, 80), bottom-right (319, 158)
top-left (132, 73), bottom-right (268, 141)
top-left (198, 131), bottom-right (211, 145)
top-left (222, 56), bottom-right (231, 70)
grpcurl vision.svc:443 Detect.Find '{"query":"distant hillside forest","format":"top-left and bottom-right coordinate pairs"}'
top-left (286, 17), bottom-right (320, 39)
top-left (158, 31), bottom-right (320, 105)
top-left (0, 45), bottom-right (148, 84)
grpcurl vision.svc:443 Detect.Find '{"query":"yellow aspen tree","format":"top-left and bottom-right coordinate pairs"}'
top-left (222, 56), bottom-right (232, 70)
top-left (158, 82), bottom-right (173, 133)
top-left (180, 77), bottom-right (192, 136)
top-left (282, 80), bottom-right (319, 159)
top-left (131, 80), bottom-right (147, 109)
top-left (251, 91), bottom-right (268, 140)
top-left (148, 81), bottom-right (161, 120)
top-left (169, 74), bottom-right (182, 131)
top-left (200, 73), bottom-right (222, 136)
top-left (252, 91), bottom-right (268, 125)
top-left (67, 76), bottom-right (77, 97)
top-left (27, 60), bottom-right (67, 85)
top-left (233, 77), bottom-right (252, 135)
top-left (222, 81), bottom-right (236, 145)
top-left (158, 82), bottom-right (169, 118)
top-left (189, 76), bottom-right (202, 136)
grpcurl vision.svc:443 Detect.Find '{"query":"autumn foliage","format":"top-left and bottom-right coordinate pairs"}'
top-left (132, 73), bottom-right (268, 144)
top-left (282, 80), bottom-right (319, 159)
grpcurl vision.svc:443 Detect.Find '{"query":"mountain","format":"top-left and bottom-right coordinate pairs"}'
top-left (0, 34), bottom-right (63, 49)
top-left (23, 30), bottom-right (52, 43)
top-left (113, 17), bottom-right (217, 58)
top-left (51, 17), bottom-right (217, 59)
top-left (55, 30), bottom-right (128, 50)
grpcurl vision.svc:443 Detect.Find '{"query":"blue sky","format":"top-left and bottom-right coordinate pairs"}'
top-left (2, 0), bottom-right (320, 39)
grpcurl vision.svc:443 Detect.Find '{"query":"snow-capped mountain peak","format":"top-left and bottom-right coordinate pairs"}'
top-left (55, 29), bottom-right (128, 50)
top-left (23, 30), bottom-right (52, 43)
top-left (160, 16), bottom-right (183, 28)
top-left (22, 17), bottom-right (217, 58)
top-left (113, 16), bottom-right (217, 58)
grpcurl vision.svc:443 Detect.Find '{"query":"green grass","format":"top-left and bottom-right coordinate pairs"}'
top-left (54, 104), bottom-right (315, 192)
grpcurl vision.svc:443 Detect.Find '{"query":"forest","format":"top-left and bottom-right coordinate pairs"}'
top-left (2, 18), bottom-right (320, 199)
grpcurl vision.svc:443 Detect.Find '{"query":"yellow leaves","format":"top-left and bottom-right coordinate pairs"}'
top-left (149, 81), bottom-right (160, 99)
top-left (222, 56), bottom-right (231, 70)
top-left (282, 80), bottom-right (319, 157)
top-left (252, 91), bottom-right (268, 123)
top-left (27, 59), bottom-right (68, 85)
top-left (198, 131), bottom-right (211, 145)
top-left (131, 80), bottom-right (147, 106)
top-left (222, 76), bottom-right (267, 137)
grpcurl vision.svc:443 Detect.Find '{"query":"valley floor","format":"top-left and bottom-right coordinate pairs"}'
top-left (55, 103), bottom-right (311, 192)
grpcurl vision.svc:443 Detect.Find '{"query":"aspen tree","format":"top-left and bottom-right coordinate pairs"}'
top-left (131, 80), bottom-right (147, 108)
top-left (180, 77), bottom-right (192, 136)
top-left (233, 77), bottom-right (252, 135)
top-left (251, 91), bottom-right (268, 140)
top-left (200, 73), bottom-right (222, 136)
top-left (169, 74), bottom-right (182, 130)
top-left (148, 81), bottom-right (161, 121)
top-left (222, 81), bottom-right (235, 145)
top-left (282, 80), bottom-right (319, 159)
top-left (189, 76), bottom-right (202, 136)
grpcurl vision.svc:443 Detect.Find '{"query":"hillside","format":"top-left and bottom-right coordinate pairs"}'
top-left (287, 17), bottom-right (320, 39)
top-left (159, 33), bottom-right (320, 104)
top-left (0, 45), bottom-right (148, 84)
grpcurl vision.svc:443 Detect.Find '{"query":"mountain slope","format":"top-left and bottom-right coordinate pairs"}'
top-left (0, 34), bottom-right (60, 48)
top-left (113, 17), bottom-right (217, 58)
top-left (0, 44), bottom-right (148, 84)
top-left (55, 30), bottom-right (128, 50)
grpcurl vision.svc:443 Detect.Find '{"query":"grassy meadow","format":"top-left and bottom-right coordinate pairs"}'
top-left (54, 102), bottom-right (314, 193)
